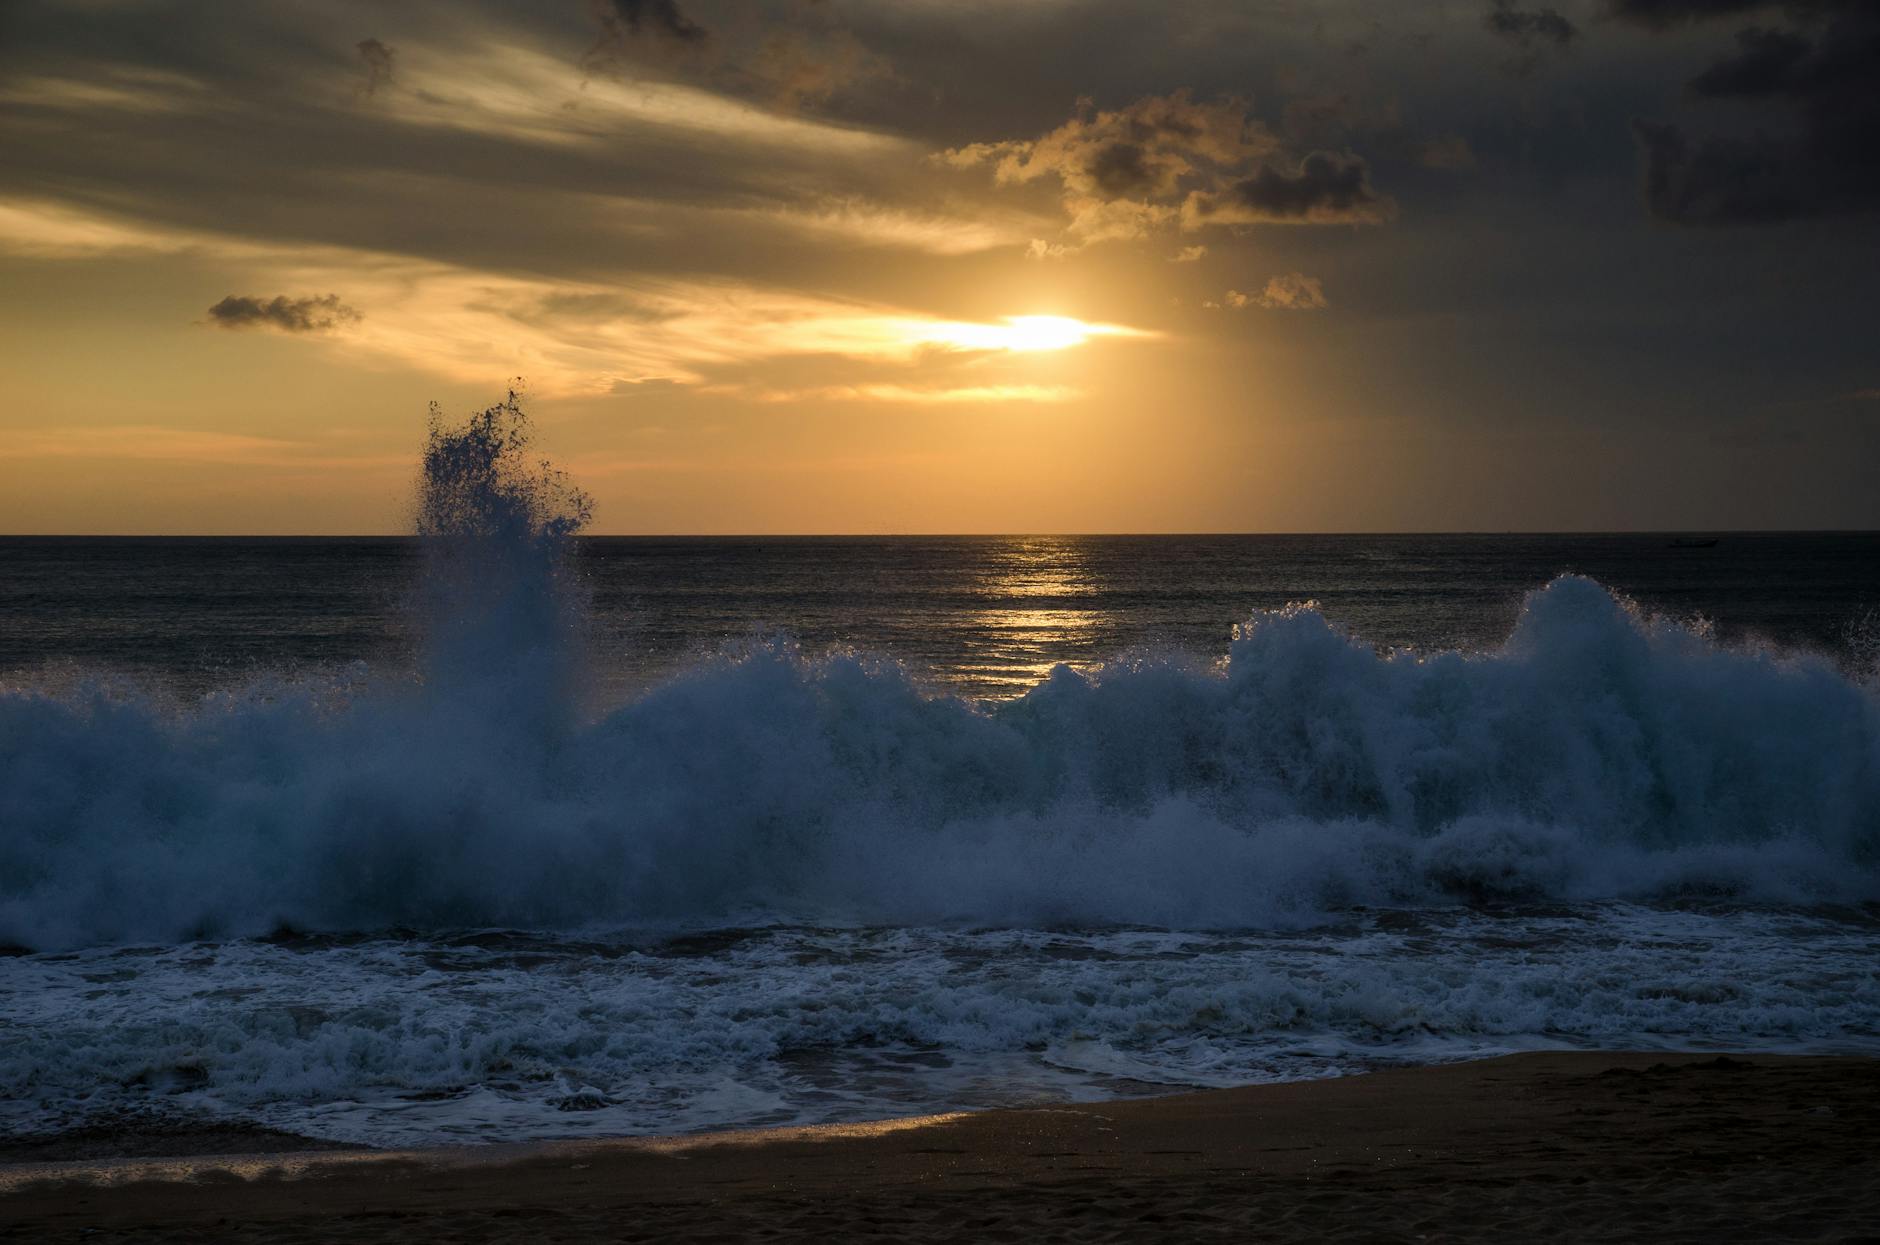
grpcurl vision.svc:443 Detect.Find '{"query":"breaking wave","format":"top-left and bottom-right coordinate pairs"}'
top-left (2, 400), bottom-right (1877, 950)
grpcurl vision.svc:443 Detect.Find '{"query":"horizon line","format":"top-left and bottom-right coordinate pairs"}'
top-left (3, 529), bottom-right (1877, 540)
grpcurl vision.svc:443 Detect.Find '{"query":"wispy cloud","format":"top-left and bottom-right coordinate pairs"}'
top-left (388, 44), bottom-right (904, 157)
top-left (0, 67), bottom-right (209, 117)
top-left (739, 383), bottom-right (1083, 405)
top-left (0, 426), bottom-right (405, 468)
top-left (0, 199), bottom-right (1153, 395)
top-left (0, 198), bottom-right (222, 259)
top-left (735, 200), bottom-right (1031, 254)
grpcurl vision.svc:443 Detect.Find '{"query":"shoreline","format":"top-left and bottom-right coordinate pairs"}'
top-left (3, 1051), bottom-right (1876, 1240)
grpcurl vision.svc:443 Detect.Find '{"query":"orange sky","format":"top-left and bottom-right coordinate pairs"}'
top-left (1, 0), bottom-right (1876, 533)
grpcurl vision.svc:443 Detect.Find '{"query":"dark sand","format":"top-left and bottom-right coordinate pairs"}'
top-left (3, 1053), bottom-right (1876, 1242)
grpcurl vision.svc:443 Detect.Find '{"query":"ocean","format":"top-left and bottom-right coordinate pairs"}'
top-left (7, 531), bottom-right (1876, 703)
top-left (2, 423), bottom-right (1877, 1149)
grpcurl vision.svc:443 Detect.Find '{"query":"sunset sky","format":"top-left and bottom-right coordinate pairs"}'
top-left (1, 0), bottom-right (1875, 534)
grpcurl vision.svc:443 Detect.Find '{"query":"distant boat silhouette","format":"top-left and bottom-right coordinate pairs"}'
top-left (1668, 537), bottom-right (1719, 549)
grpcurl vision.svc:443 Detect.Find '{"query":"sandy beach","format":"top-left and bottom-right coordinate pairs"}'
top-left (3, 1052), bottom-right (1875, 1242)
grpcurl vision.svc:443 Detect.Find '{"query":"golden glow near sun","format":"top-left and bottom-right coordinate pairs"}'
top-left (910, 315), bottom-right (1146, 354)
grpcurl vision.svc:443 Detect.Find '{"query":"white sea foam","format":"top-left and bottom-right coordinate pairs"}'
top-left (1, 909), bottom-right (1874, 1145)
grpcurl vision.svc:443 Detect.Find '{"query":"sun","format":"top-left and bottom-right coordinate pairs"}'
top-left (910, 315), bottom-right (1146, 354)
top-left (992, 315), bottom-right (1093, 351)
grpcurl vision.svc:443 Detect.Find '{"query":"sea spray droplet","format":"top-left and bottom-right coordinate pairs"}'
top-left (415, 389), bottom-right (593, 720)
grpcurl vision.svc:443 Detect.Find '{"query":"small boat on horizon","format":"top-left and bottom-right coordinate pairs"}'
top-left (1668, 537), bottom-right (1719, 549)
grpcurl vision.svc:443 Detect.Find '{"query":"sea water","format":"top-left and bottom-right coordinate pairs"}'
top-left (1, 407), bottom-right (1876, 1147)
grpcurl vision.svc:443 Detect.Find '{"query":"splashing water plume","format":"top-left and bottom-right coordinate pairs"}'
top-left (415, 391), bottom-right (592, 716)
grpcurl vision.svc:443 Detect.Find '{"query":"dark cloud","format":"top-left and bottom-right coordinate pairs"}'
top-left (1485, 1), bottom-right (1577, 46)
top-left (1689, 26), bottom-right (1814, 94)
top-left (582, 0), bottom-right (709, 85)
top-left (596, 0), bottom-right (707, 45)
top-left (1606, 0), bottom-right (1792, 29)
top-left (1484, 0), bottom-right (1577, 76)
top-left (1415, 133), bottom-right (1478, 170)
top-left (1279, 94), bottom-right (1476, 174)
top-left (355, 38), bottom-right (395, 96)
top-left (1186, 151), bottom-right (1394, 226)
top-left (0, 0), bottom-right (926, 289)
top-left (943, 92), bottom-right (1287, 243)
top-left (581, 0), bottom-right (889, 112)
top-left (1632, 5), bottom-right (1880, 223)
top-left (205, 294), bottom-right (360, 332)
top-left (744, 27), bottom-right (885, 109)
top-left (1086, 142), bottom-right (1157, 196)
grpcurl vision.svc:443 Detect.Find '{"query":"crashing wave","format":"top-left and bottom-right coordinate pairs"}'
top-left (1, 399), bottom-right (1876, 949)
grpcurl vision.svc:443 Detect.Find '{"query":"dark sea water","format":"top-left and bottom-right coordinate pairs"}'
top-left (2, 527), bottom-right (1878, 1147)
top-left (5, 532), bottom-right (1876, 701)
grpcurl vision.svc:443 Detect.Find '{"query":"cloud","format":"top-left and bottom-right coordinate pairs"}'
top-left (195, 240), bottom-right (1166, 397)
top-left (1213, 274), bottom-right (1330, 311)
top-left (942, 92), bottom-right (1291, 244)
top-left (1252, 272), bottom-right (1330, 310)
top-left (582, 0), bottom-right (886, 111)
top-left (1485, 1), bottom-right (1578, 46)
top-left (0, 197), bottom-right (225, 258)
top-left (1171, 245), bottom-right (1208, 262)
top-left (745, 28), bottom-right (889, 110)
top-left (0, 66), bottom-right (208, 117)
top-left (1605, 0), bottom-right (1786, 29)
top-left (1415, 133), bottom-right (1478, 170)
top-left (391, 43), bottom-right (899, 158)
top-left (742, 200), bottom-right (1029, 255)
top-left (1484, 0), bottom-right (1577, 75)
top-left (1183, 151), bottom-right (1393, 226)
top-left (580, 0), bottom-right (711, 95)
top-left (1688, 25), bottom-right (1815, 95)
top-left (355, 38), bottom-right (395, 97)
top-left (595, 0), bottom-right (707, 46)
top-left (0, 426), bottom-right (402, 468)
top-left (1278, 93), bottom-right (1477, 176)
top-left (945, 93), bottom-right (1396, 243)
top-left (740, 383), bottom-right (1082, 405)
top-left (204, 293), bottom-right (361, 332)
top-left (1630, 4), bottom-right (1880, 224)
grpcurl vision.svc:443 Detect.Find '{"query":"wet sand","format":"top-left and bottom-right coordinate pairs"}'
top-left (3, 1052), bottom-right (1876, 1242)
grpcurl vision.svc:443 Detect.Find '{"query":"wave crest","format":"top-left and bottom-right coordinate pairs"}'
top-left (3, 572), bottom-right (1875, 949)
top-left (2, 405), bottom-right (1876, 949)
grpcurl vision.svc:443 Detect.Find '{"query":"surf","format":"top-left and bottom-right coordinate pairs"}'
top-left (1, 398), bottom-right (1877, 950)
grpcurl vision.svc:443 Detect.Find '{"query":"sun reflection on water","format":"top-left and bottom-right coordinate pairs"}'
top-left (961, 538), bottom-right (1110, 692)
